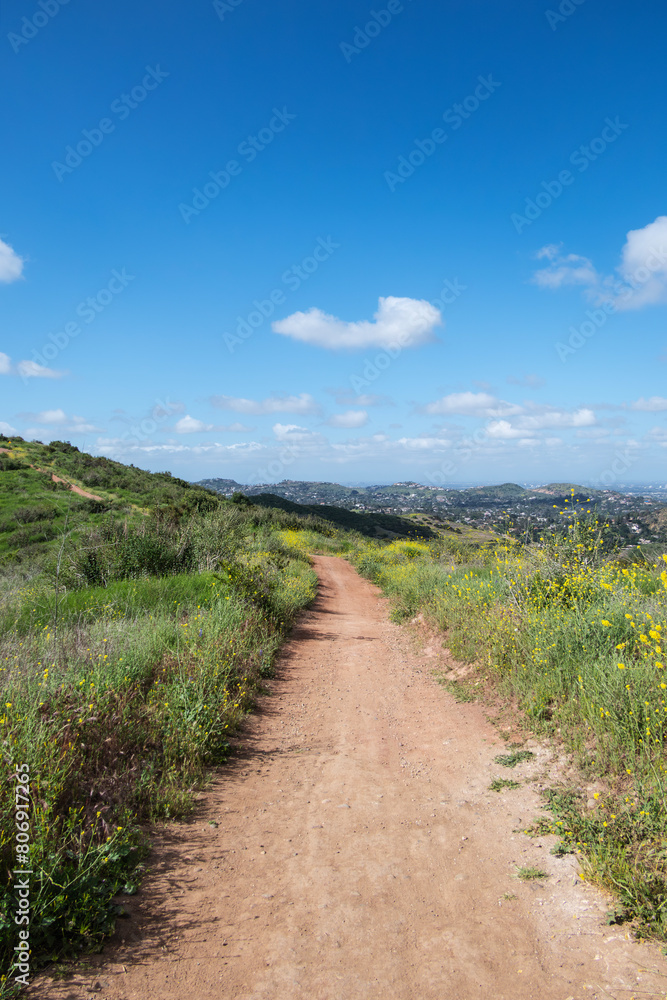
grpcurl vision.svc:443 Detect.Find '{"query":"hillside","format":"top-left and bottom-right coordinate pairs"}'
top-left (0, 436), bottom-right (223, 568)
top-left (249, 493), bottom-right (438, 539)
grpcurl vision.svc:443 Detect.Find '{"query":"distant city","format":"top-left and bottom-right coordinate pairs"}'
top-left (196, 477), bottom-right (667, 547)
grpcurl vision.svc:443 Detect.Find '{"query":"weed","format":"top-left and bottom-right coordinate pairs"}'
top-left (489, 777), bottom-right (520, 792)
top-left (435, 676), bottom-right (476, 702)
top-left (516, 865), bottom-right (548, 881)
top-left (494, 750), bottom-right (535, 768)
top-left (550, 842), bottom-right (574, 856)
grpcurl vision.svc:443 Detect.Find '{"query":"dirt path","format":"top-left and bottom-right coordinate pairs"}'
top-left (49, 473), bottom-right (104, 501)
top-left (36, 557), bottom-right (666, 999)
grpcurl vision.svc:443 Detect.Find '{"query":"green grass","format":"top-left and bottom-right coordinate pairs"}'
top-left (489, 777), bottom-right (520, 792)
top-left (434, 676), bottom-right (477, 702)
top-left (515, 865), bottom-right (548, 881)
top-left (0, 490), bottom-right (328, 987)
top-left (494, 750), bottom-right (535, 768)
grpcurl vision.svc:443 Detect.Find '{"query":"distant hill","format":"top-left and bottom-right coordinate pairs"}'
top-left (463, 483), bottom-right (527, 498)
top-left (532, 483), bottom-right (599, 496)
top-left (249, 493), bottom-right (436, 539)
top-left (196, 476), bottom-right (600, 509)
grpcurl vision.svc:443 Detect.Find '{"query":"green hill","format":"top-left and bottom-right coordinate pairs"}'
top-left (462, 482), bottom-right (527, 498)
top-left (249, 493), bottom-right (436, 539)
top-left (0, 435), bottom-right (223, 568)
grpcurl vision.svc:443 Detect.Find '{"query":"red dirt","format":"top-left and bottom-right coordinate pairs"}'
top-left (34, 556), bottom-right (666, 999)
top-left (49, 473), bottom-right (104, 501)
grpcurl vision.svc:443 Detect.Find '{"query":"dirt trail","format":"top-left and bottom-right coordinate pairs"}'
top-left (36, 556), bottom-right (666, 999)
top-left (48, 473), bottom-right (104, 501)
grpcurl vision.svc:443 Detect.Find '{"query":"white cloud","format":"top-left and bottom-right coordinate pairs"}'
top-left (174, 415), bottom-right (214, 434)
top-left (423, 392), bottom-right (522, 418)
top-left (24, 410), bottom-right (101, 436)
top-left (648, 426), bottom-right (667, 444)
top-left (535, 244), bottom-right (562, 261)
top-left (16, 359), bottom-right (65, 379)
top-left (0, 421), bottom-right (17, 435)
top-left (272, 296), bottom-right (442, 350)
top-left (272, 423), bottom-right (319, 442)
top-left (67, 421), bottom-right (100, 433)
top-left (37, 408), bottom-right (67, 424)
top-left (0, 239), bottom-right (24, 284)
top-left (173, 416), bottom-right (254, 434)
top-left (531, 251), bottom-right (598, 290)
top-left (211, 393), bottom-right (319, 415)
top-left (0, 355), bottom-right (65, 378)
top-left (327, 410), bottom-right (369, 429)
top-left (533, 217), bottom-right (667, 311)
top-left (97, 437), bottom-right (264, 459)
top-left (630, 396), bottom-right (667, 412)
top-left (397, 436), bottom-right (453, 450)
top-left (486, 420), bottom-right (529, 439)
top-left (614, 216), bottom-right (667, 309)
top-left (517, 407), bottom-right (595, 430)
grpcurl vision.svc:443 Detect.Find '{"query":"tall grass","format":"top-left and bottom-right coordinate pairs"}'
top-left (0, 507), bottom-right (320, 988)
top-left (350, 515), bottom-right (667, 938)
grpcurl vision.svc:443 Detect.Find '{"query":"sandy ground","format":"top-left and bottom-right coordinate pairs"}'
top-left (34, 556), bottom-right (667, 999)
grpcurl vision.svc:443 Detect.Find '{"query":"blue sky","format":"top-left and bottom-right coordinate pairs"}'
top-left (1, 0), bottom-right (666, 486)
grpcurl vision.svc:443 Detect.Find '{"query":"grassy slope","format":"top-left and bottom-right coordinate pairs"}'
top-left (0, 437), bottom-right (222, 571)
